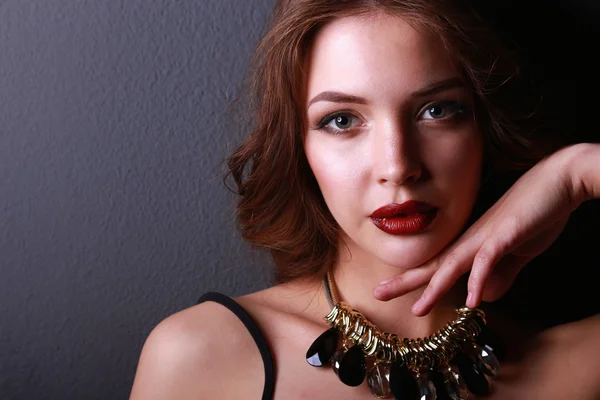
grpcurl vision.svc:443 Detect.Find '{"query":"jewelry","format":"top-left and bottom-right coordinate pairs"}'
top-left (305, 271), bottom-right (503, 399)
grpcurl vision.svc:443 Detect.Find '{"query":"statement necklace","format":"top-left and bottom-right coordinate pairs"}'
top-left (305, 271), bottom-right (502, 399)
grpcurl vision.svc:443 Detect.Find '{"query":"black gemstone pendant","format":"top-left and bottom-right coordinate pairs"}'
top-left (476, 326), bottom-right (505, 362)
top-left (389, 361), bottom-right (419, 399)
top-left (473, 343), bottom-right (500, 377)
top-left (453, 353), bottom-right (489, 396)
top-left (306, 328), bottom-right (340, 367)
top-left (428, 369), bottom-right (453, 400)
top-left (332, 345), bottom-right (366, 387)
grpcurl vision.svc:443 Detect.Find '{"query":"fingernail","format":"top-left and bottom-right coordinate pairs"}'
top-left (373, 285), bottom-right (386, 298)
top-left (466, 292), bottom-right (474, 308)
top-left (411, 301), bottom-right (422, 314)
top-left (412, 296), bottom-right (425, 314)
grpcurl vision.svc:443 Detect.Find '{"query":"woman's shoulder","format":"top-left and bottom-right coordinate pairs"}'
top-left (129, 281), bottom-right (328, 400)
top-left (491, 314), bottom-right (600, 399)
top-left (129, 295), bottom-right (267, 399)
top-left (236, 279), bottom-right (325, 316)
top-left (233, 279), bottom-right (330, 338)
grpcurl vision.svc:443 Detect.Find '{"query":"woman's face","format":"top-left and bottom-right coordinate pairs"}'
top-left (304, 13), bottom-right (483, 270)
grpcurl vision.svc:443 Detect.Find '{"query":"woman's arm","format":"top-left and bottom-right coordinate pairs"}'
top-left (570, 142), bottom-right (600, 201)
top-left (373, 143), bottom-right (600, 315)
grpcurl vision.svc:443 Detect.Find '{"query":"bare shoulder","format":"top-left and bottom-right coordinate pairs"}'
top-left (492, 314), bottom-right (600, 400)
top-left (129, 298), bottom-right (265, 400)
top-left (234, 279), bottom-right (326, 327)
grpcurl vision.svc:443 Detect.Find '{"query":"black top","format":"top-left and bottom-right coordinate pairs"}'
top-left (197, 292), bottom-right (275, 400)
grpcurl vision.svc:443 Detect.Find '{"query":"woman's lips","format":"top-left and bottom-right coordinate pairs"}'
top-left (370, 201), bottom-right (438, 235)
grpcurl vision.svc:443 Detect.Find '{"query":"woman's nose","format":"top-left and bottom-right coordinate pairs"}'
top-left (372, 122), bottom-right (422, 186)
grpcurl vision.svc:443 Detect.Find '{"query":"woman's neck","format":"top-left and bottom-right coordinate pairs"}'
top-left (330, 243), bottom-right (466, 338)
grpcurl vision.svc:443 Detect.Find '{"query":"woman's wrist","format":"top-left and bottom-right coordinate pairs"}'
top-left (561, 142), bottom-right (600, 204)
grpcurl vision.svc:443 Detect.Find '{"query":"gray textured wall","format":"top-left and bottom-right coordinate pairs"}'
top-left (0, 1), bottom-right (274, 399)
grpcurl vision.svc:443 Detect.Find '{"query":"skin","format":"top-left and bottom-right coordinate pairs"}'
top-left (302, 12), bottom-right (482, 336)
top-left (373, 143), bottom-right (600, 316)
top-left (129, 12), bottom-right (600, 400)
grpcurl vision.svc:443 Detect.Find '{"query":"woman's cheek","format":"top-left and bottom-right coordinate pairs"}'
top-left (436, 130), bottom-right (481, 174)
top-left (307, 140), bottom-right (368, 194)
top-left (438, 135), bottom-right (483, 210)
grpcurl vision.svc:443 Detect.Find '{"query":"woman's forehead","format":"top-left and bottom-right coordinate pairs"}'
top-left (305, 13), bottom-right (458, 104)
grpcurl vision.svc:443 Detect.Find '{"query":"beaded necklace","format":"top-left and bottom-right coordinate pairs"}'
top-left (305, 270), bottom-right (503, 399)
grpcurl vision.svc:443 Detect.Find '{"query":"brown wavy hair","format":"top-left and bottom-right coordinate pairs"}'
top-left (227, 0), bottom-right (558, 284)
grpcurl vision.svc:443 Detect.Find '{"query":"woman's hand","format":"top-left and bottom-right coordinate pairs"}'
top-left (373, 143), bottom-right (599, 316)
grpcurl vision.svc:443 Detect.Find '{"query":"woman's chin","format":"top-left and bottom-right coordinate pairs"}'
top-left (370, 241), bottom-right (447, 271)
top-left (339, 229), bottom-right (456, 270)
top-left (375, 253), bottom-right (436, 271)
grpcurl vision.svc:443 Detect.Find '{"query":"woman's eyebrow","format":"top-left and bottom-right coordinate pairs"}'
top-left (307, 77), bottom-right (465, 108)
top-left (308, 92), bottom-right (367, 107)
top-left (412, 77), bottom-right (465, 98)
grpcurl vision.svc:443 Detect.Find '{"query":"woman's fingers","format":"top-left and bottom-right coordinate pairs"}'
top-left (465, 248), bottom-right (515, 307)
top-left (411, 251), bottom-right (474, 316)
top-left (480, 254), bottom-right (532, 302)
top-left (373, 264), bottom-right (436, 301)
top-left (465, 227), bottom-right (517, 306)
top-left (412, 227), bottom-right (512, 314)
top-left (374, 212), bottom-right (566, 310)
top-left (467, 218), bottom-right (568, 306)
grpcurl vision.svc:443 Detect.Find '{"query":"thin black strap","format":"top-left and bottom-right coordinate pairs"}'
top-left (197, 292), bottom-right (275, 400)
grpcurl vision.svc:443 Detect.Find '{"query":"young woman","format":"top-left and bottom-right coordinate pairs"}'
top-left (129, 1), bottom-right (600, 399)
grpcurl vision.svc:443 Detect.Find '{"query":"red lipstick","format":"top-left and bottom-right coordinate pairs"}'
top-left (370, 200), bottom-right (438, 235)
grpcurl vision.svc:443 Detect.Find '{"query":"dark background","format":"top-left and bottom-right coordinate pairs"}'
top-left (1, 1), bottom-right (598, 399)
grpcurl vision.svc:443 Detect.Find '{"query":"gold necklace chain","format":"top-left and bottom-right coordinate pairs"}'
top-left (323, 270), bottom-right (486, 370)
top-left (308, 270), bottom-right (501, 398)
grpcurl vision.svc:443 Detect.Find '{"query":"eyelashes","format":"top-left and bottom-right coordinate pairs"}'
top-left (312, 100), bottom-right (470, 136)
top-left (420, 100), bottom-right (467, 120)
top-left (316, 111), bottom-right (362, 134)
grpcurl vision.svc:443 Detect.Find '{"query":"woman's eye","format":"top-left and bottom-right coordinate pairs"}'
top-left (332, 115), bottom-right (352, 129)
top-left (420, 101), bottom-right (466, 120)
top-left (318, 112), bottom-right (361, 133)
